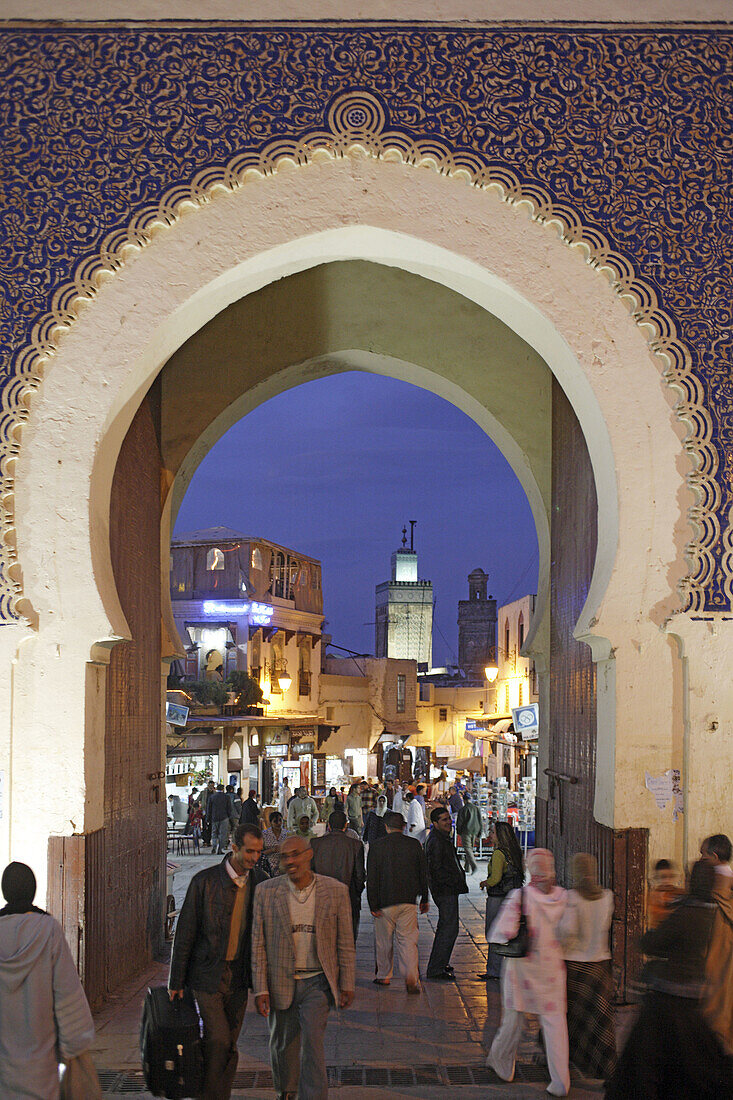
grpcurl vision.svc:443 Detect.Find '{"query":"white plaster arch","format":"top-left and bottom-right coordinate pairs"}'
top-left (18, 160), bottom-right (684, 652)
top-left (8, 154), bottom-right (690, 872)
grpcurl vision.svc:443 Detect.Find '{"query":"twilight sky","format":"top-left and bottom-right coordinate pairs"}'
top-left (174, 372), bottom-right (539, 666)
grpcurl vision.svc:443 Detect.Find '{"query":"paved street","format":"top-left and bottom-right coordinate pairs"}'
top-left (92, 850), bottom-right (625, 1097)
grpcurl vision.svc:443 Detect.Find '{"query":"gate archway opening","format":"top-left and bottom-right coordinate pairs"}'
top-left (94, 255), bottom-right (613, 1003)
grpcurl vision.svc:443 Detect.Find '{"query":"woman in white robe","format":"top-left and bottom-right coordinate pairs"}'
top-left (0, 862), bottom-right (96, 1100)
top-left (486, 847), bottom-right (570, 1097)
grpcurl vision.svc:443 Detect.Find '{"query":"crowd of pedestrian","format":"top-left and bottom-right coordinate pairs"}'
top-left (3, 776), bottom-right (732, 1100)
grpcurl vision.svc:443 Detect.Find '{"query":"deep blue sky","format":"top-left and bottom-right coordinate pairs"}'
top-left (174, 372), bottom-right (538, 665)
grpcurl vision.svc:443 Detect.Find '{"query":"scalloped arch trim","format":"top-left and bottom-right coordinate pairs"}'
top-left (0, 90), bottom-right (718, 623)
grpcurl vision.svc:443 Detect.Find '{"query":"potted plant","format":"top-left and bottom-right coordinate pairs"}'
top-left (186, 679), bottom-right (228, 714)
top-left (225, 670), bottom-right (264, 715)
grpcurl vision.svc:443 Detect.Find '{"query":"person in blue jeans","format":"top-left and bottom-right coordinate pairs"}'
top-left (425, 806), bottom-right (469, 980)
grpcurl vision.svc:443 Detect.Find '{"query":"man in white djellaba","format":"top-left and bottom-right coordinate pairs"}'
top-left (405, 791), bottom-right (427, 844)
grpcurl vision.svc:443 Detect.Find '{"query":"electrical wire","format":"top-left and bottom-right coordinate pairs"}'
top-left (501, 549), bottom-right (539, 607)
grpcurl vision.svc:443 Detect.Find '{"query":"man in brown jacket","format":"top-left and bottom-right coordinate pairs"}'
top-left (252, 835), bottom-right (355, 1100)
top-left (701, 833), bottom-right (733, 1053)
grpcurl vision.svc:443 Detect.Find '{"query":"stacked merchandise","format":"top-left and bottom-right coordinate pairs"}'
top-left (517, 776), bottom-right (536, 852)
top-left (490, 776), bottom-right (509, 822)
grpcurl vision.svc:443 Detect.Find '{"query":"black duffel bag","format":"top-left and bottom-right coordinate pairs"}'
top-left (140, 986), bottom-right (205, 1099)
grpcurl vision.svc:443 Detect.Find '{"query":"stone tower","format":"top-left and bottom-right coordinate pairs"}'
top-left (458, 568), bottom-right (497, 679)
top-left (375, 530), bottom-right (433, 667)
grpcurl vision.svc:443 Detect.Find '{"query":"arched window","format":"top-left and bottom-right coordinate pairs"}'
top-left (207, 547), bottom-right (225, 571)
top-left (288, 558), bottom-right (301, 598)
top-left (251, 546), bottom-right (263, 571)
top-left (518, 612), bottom-right (525, 651)
top-left (504, 619), bottom-right (510, 660)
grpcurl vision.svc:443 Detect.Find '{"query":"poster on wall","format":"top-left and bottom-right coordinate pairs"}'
top-left (644, 768), bottom-right (683, 821)
top-left (166, 701), bottom-right (189, 727)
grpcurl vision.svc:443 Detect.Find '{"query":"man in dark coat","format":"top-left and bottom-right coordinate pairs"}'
top-left (311, 810), bottom-right (366, 941)
top-left (200, 779), bottom-right (216, 846)
top-left (207, 782), bottom-right (237, 855)
top-left (425, 805), bottom-right (468, 980)
top-left (367, 812), bottom-right (429, 993)
top-left (169, 824), bottom-right (267, 1100)
top-left (239, 789), bottom-right (260, 826)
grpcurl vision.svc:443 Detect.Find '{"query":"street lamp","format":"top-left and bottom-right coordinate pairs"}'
top-left (265, 657), bottom-right (292, 694)
top-left (484, 663), bottom-right (499, 683)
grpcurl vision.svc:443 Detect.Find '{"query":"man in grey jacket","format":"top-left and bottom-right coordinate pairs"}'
top-left (253, 835), bottom-right (355, 1100)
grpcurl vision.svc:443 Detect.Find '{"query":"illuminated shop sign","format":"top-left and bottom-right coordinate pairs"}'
top-left (202, 600), bottom-right (274, 626)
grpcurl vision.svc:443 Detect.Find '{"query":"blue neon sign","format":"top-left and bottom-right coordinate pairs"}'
top-left (202, 600), bottom-right (274, 626)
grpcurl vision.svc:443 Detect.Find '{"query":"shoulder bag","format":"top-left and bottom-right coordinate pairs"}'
top-left (60, 1051), bottom-right (102, 1100)
top-left (494, 888), bottom-right (529, 958)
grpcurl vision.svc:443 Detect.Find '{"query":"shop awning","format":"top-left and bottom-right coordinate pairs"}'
top-left (374, 729), bottom-right (411, 744)
top-left (166, 733), bottom-right (222, 755)
top-left (372, 721), bottom-right (422, 749)
top-left (445, 756), bottom-right (485, 772)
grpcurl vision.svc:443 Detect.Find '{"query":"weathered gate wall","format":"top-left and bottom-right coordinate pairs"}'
top-left (47, 387), bottom-right (166, 1005)
top-left (538, 378), bottom-right (646, 996)
top-left (101, 385), bottom-right (166, 1004)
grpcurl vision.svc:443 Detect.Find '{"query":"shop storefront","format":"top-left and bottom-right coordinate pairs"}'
top-left (248, 721), bottom-right (340, 808)
top-left (447, 710), bottom-right (538, 850)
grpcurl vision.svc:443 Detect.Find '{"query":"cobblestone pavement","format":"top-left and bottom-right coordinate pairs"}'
top-left (93, 850), bottom-right (626, 1097)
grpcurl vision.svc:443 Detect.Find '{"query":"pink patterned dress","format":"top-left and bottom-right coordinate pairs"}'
top-left (489, 884), bottom-right (568, 1014)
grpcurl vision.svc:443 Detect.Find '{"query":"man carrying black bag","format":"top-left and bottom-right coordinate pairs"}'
top-left (168, 823), bottom-right (267, 1099)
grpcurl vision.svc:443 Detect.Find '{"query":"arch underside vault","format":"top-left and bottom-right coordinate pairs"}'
top-left (157, 259), bottom-right (553, 658)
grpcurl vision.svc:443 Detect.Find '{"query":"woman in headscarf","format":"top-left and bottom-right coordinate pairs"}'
top-left (322, 786), bottom-right (343, 822)
top-left (0, 862), bottom-right (98, 1099)
top-left (362, 793), bottom-right (389, 846)
top-left (606, 859), bottom-right (733, 1099)
top-left (479, 820), bottom-right (524, 979)
top-left (486, 848), bottom-right (570, 1097)
top-left (557, 853), bottom-right (616, 1082)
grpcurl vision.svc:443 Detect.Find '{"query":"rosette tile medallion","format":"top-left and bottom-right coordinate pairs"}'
top-left (1, 25), bottom-right (732, 618)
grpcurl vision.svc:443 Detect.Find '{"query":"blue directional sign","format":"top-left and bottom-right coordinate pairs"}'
top-left (512, 704), bottom-right (539, 741)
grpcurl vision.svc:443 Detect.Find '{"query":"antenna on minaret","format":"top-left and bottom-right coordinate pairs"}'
top-left (401, 526), bottom-right (408, 548)
top-left (409, 520), bottom-right (417, 550)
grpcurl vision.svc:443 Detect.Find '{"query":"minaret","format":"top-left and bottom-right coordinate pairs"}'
top-left (375, 523), bottom-right (433, 667)
top-left (457, 568), bottom-right (497, 678)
